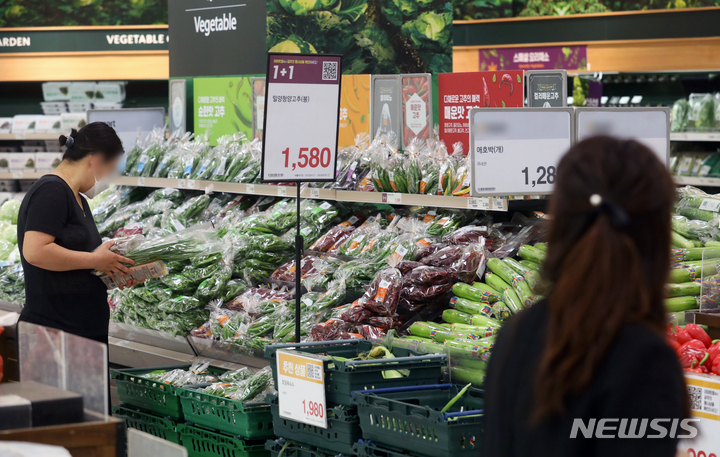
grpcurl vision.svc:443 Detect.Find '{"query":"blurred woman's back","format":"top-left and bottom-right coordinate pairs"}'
top-left (483, 136), bottom-right (689, 457)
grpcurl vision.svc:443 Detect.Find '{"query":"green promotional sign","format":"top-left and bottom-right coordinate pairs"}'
top-left (193, 76), bottom-right (255, 145)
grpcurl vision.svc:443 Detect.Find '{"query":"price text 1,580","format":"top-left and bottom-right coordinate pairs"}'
top-left (302, 399), bottom-right (325, 418)
top-left (282, 147), bottom-right (332, 171)
top-left (521, 166), bottom-right (556, 188)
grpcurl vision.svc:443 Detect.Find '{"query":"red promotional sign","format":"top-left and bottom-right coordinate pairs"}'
top-left (438, 71), bottom-right (523, 153)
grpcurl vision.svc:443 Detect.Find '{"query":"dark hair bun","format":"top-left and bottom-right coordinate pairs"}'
top-left (61, 123), bottom-right (122, 163)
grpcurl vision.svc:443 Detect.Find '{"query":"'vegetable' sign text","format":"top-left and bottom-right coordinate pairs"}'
top-left (262, 53), bottom-right (342, 182)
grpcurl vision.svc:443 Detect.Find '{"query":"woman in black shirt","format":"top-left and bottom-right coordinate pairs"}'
top-left (484, 137), bottom-right (689, 457)
top-left (17, 122), bottom-right (136, 345)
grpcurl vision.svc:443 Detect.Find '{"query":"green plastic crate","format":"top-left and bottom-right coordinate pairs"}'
top-left (265, 438), bottom-right (338, 457)
top-left (354, 441), bottom-right (419, 457)
top-left (178, 423), bottom-right (269, 457)
top-left (177, 386), bottom-right (274, 439)
top-left (113, 405), bottom-right (181, 444)
top-left (111, 365), bottom-right (227, 420)
top-left (270, 395), bottom-right (361, 455)
top-left (265, 340), bottom-right (446, 406)
top-left (352, 384), bottom-right (484, 457)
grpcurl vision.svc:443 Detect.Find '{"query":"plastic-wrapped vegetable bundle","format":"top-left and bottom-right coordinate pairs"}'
top-left (334, 140), bottom-right (372, 191)
top-left (308, 222), bottom-right (357, 253)
top-left (145, 361), bottom-right (218, 386)
top-left (426, 211), bottom-right (465, 237)
top-left (421, 243), bottom-right (489, 283)
top-left (333, 259), bottom-right (380, 292)
top-left (361, 267), bottom-right (403, 316)
top-left (124, 229), bottom-right (209, 264)
top-left (337, 220), bottom-right (381, 257)
top-left (230, 141), bottom-right (262, 183)
top-left (401, 266), bottom-right (455, 304)
top-left (671, 99), bottom-right (690, 132)
top-left (690, 94), bottom-right (715, 131)
top-left (444, 225), bottom-right (506, 252)
top-left (311, 318), bottom-right (355, 341)
top-left (202, 366), bottom-right (274, 402)
top-left (271, 256), bottom-right (318, 282)
top-left (404, 138), bottom-right (424, 194)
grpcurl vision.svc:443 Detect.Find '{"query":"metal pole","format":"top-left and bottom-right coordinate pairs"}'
top-left (295, 182), bottom-right (303, 343)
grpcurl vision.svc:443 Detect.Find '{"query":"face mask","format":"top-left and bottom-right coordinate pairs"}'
top-left (82, 161), bottom-right (117, 199)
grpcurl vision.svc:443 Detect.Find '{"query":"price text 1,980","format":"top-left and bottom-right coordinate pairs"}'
top-left (521, 166), bottom-right (556, 188)
top-left (302, 400), bottom-right (325, 418)
top-left (281, 147), bottom-right (332, 171)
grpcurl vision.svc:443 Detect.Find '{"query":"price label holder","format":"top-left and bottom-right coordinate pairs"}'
top-left (575, 107), bottom-right (670, 166)
top-left (278, 187), bottom-right (287, 196)
top-left (467, 197), bottom-right (490, 210)
top-left (137, 177), bottom-right (145, 186)
top-left (187, 180), bottom-right (196, 189)
top-left (469, 108), bottom-right (573, 197)
top-left (310, 188), bottom-right (320, 198)
top-left (261, 53), bottom-right (343, 183)
top-left (246, 184), bottom-right (255, 194)
top-left (382, 193), bottom-right (402, 204)
top-left (177, 179), bottom-right (187, 189)
top-left (526, 70), bottom-right (567, 108)
top-left (276, 349), bottom-right (328, 428)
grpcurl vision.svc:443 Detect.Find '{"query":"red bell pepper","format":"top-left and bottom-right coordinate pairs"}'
top-left (685, 359), bottom-right (705, 373)
top-left (685, 324), bottom-right (712, 348)
top-left (667, 325), bottom-right (678, 342)
top-left (667, 339), bottom-right (682, 352)
top-left (713, 355), bottom-right (720, 376)
top-left (707, 340), bottom-right (720, 364)
top-left (678, 339), bottom-right (708, 354)
top-left (679, 346), bottom-right (708, 369)
top-left (675, 326), bottom-right (693, 345)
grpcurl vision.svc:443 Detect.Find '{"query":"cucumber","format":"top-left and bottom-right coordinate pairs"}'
top-left (504, 258), bottom-right (529, 276)
top-left (669, 268), bottom-right (692, 284)
top-left (518, 245), bottom-right (546, 264)
top-left (665, 296), bottom-right (698, 312)
top-left (443, 340), bottom-right (488, 359)
top-left (472, 282), bottom-right (501, 295)
top-left (666, 282), bottom-right (701, 298)
top-left (512, 279), bottom-right (534, 306)
top-left (534, 243), bottom-right (548, 252)
top-left (706, 241), bottom-right (720, 248)
top-left (519, 260), bottom-right (541, 272)
top-left (452, 283), bottom-right (499, 303)
top-left (393, 337), bottom-right (445, 355)
top-left (409, 322), bottom-right (447, 339)
top-left (451, 317), bottom-right (501, 334)
top-left (693, 240), bottom-right (705, 247)
top-left (450, 297), bottom-right (494, 317)
top-left (502, 288), bottom-right (524, 313)
top-left (522, 269), bottom-right (540, 290)
top-left (457, 358), bottom-right (488, 370)
top-left (492, 301), bottom-right (512, 321)
top-left (487, 258), bottom-right (524, 285)
top-left (672, 231), bottom-right (696, 249)
top-left (672, 247), bottom-right (720, 262)
top-left (433, 329), bottom-right (479, 343)
top-left (442, 309), bottom-right (473, 325)
top-left (679, 207), bottom-right (716, 222)
top-left (485, 272), bottom-right (511, 293)
top-left (450, 366), bottom-right (486, 386)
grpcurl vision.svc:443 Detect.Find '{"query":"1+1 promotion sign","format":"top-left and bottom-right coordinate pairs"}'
top-left (261, 53), bottom-right (343, 182)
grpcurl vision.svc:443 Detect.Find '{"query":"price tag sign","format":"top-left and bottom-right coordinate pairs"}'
top-left (278, 187), bottom-right (287, 196)
top-left (246, 184), bottom-right (255, 194)
top-left (178, 179), bottom-right (187, 189)
top-left (276, 350), bottom-right (327, 428)
top-left (310, 188), bottom-right (320, 198)
top-left (469, 108), bottom-right (573, 197)
top-left (262, 53), bottom-right (342, 182)
top-left (137, 177), bottom-right (145, 186)
top-left (187, 179), bottom-right (196, 189)
top-left (575, 108), bottom-right (670, 166)
top-left (467, 197), bottom-right (490, 210)
top-left (382, 193), bottom-right (402, 204)
top-left (11, 172), bottom-right (23, 179)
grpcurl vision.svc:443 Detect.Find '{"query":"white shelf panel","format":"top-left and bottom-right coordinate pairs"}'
top-left (670, 132), bottom-right (720, 142)
top-left (0, 133), bottom-right (61, 140)
top-left (112, 176), bottom-right (509, 211)
top-left (675, 176), bottom-right (720, 187)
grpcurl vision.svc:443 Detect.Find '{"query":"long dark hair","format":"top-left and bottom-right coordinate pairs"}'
top-left (534, 136), bottom-right (676, 421)
top-left (59, 121), bottom-right (123, 162)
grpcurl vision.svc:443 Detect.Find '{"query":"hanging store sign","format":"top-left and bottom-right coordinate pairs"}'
top-left (479, 45), bottom-right (588, 71)
top-left (261, 53), bottom-right (342, 182)
top-left (338, 75), bottom-right (371, 148)
top-left (401, 74), bottom-right (433, 148)
top-left (575, 107), bottom-right (670, 165)
top-left (0, 26), bottom-right (168, 53)
top-left (169, 0), bottom-right (267, 77)
top-left (193, 76), bottom-right (254, 146)
top-left (276, 350), bottom-right (328, 428)
top-left (469, 107), bottom-right (573, 196)
top-left (439, 71), bottom-right (524, 154)
top-left (526, 70), bottom-right (567, 108)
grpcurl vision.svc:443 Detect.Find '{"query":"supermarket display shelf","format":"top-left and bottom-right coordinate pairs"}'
top-left (112, 176), bottom-right (510, 211)
top-left (670, 132), bottom-right (720, 142)
top-left (0, 172), bottom-right (46, 180)
top-left (674, 176), bottom-right (720, 187)
top-left (0, 133), bottom-right (60, 141)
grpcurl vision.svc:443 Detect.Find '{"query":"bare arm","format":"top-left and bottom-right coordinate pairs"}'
top-left (23, 231), bottom-right (134, 279)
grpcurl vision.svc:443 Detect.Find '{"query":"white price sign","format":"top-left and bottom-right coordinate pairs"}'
top-left (262, 53), bottom-right (342, 182)
top-left (276, 350), bottom-right (327, 428)
top-left (469, 108), bottom-right (573, 197)
top-left (575, 108), bottom-right (670, 166)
